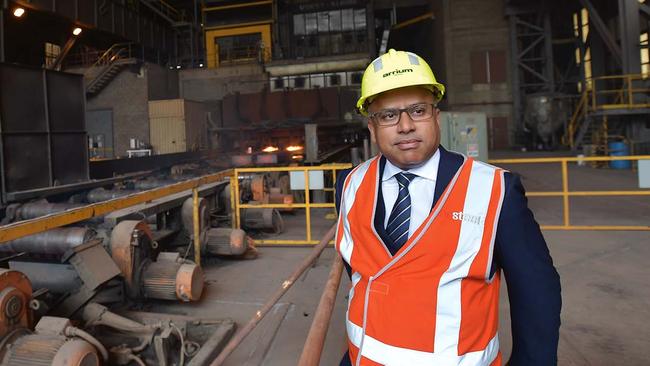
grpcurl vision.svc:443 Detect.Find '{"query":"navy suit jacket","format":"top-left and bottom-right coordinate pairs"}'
top-left (335, 146), bottom-right (561, 366)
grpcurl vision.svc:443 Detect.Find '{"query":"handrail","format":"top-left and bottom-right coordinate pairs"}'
top-left (588, 73), bottom-right (650, 110)
top-left (488, 155), bottom-right (650, 231)
top-left (233, 164), bottom-right (352, 245)
top-left (565, 73), bottom-right (650, 148)
top-left (90, 42), bottom-right (135, 69)
top-left (565, 90), bottom-right (589, 149)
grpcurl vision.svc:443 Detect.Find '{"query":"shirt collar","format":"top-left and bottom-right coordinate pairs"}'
top-left (382, 148), bottom-right (440, 182)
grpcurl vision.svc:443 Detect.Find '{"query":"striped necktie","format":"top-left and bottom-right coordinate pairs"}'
top-left (386, 172), bottom-right (416, 252)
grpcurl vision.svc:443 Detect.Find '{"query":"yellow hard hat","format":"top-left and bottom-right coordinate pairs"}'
top-left (356, 49), bottom-right (445, 116)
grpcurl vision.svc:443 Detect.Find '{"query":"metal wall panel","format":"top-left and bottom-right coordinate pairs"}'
top-left (0, 64), bottom-right (89, 197)
top-left (55, 0), bottom-right (76, 19)
top-left (2, 135), bottom-right (51, 192)
top-left (149, 99), bottom-right (184, 118)
top-left (0, 64), bottom-right (47, 132)
top-left (125, 10), bottom-right (139, 41)
top-left (148, 99), bottom-right (209, 154)
top-left (114, 4), bottom-right (125, 37)
top-left (149, 116), bottom-right (187, 154)
top-left (78, 0), bottom-right (96, 25)
top-left (46, 71), bottom-right (86, 131)
top-left (184, 100), bottom-right (208, 151)
top-left (51, 134), bottom-right (88, 184)
top-left (97, 1), bottom-right (114, 32)
top-left (439, 112), bottom-right (489, 162)
top-left (222, 87), bottom-right (345, 125)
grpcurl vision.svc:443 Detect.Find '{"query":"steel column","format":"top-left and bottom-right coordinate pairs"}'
top-left (543, 12), bottom-right (555, 92)
top-left (579, 0), bottom-right (623, 67)
top-left (618, 0), bottom-right (641, 74)
top-left (0, 0), bottom-right (5, 63)
top-left (509, 15), bottom-right (523, 133)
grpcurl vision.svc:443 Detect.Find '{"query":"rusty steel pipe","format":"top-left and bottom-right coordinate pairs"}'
top-left (209, 225), bottom-right (337, 366)
top-left (298, 253), bottom-right (344, 366)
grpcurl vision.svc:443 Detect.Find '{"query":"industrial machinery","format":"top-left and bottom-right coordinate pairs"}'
top-left (0, 267), bottom-right (236, 365)
top-left (0, 269), bottom-right (102, 366)
top-left (524, 93), bottom-right (572, 149)
top-left (439, 111), bottom-right (489, 162)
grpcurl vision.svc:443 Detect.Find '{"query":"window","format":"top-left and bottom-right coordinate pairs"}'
top-left (573, 8), bottom-right (592, 91)
top-left (329, 74), bottom-right (341, 86)
top-left (291, 7), bottom-right (367, 58)
top-left (350, 72), bottom-right (363, 84)
top-left (274, 78), bottom-right (285, 89)
top-left (215, 33), bottom-right (262, 63)
top-left (294, 76), bottom-right (306, 88)
top-left (44, 42), bottom-right (61, 68)
top-left (470, 50), bottom-right (506, 84)
top-left (641, 32), bottom-right (649, 76)
top-left (294, 14), bottom-right (305, 35)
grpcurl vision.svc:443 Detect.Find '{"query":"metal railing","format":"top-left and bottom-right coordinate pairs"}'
top-left (489, 155), bottom-right (650, 231)
top-left (589, 73), bottom-right (650, 111)
top-left (564, 74), bottom-right (650, 149)
top-left (232, 164), bottom-right (351, 245)
top-left (90, 43), bottom-right (136, 68)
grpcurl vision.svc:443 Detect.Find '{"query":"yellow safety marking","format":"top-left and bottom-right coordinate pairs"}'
top-left (193, 188), bottom-right (201, 267)
top-left (488, 156), bottom-right (650, 232)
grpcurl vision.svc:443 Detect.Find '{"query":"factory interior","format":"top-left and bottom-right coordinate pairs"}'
top-left (0, 0), bottom-right (649, 365)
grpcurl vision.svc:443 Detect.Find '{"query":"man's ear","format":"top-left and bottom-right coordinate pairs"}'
top-left (367, 120), bottom-right (377, 144)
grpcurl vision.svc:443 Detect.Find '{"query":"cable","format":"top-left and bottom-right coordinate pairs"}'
top-left (127, 354), bottom-right (147, 366)
top-left (170, 322), bottom-right (185, 366)
top-left (184, 340), bottom-right (201, 357)
top-left (64, 326), bottom-right (109, 362)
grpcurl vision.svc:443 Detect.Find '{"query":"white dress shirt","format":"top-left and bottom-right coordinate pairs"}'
top-left (382, 149), bottom-right (440, 238)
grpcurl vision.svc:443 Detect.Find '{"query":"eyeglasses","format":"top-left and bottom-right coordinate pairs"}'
top-left (368, 103), bottom-right (437, 126)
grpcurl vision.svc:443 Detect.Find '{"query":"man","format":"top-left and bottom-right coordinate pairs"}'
top-left (335, 49), bottom-right (561, 366)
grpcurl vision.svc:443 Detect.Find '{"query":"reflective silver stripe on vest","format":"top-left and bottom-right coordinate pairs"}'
top-left (434, 160), bottom-right (495, 354)
top-left (347, 319), bottom-right (499, 365)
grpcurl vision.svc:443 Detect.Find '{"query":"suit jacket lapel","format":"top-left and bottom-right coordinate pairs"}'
top-left (433, 146), bottom-right (464, 208)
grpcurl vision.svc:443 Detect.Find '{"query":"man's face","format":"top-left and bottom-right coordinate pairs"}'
top-left (367, 86), bottom-right (440, 170)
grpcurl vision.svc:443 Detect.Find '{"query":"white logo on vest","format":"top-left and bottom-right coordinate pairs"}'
top-left (452, 211), bottom-right (484, 225)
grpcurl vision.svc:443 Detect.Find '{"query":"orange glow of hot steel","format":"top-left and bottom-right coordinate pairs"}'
top-left (286, 145), bottom-right (303, 152)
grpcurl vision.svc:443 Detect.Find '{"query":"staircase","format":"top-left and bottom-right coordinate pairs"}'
top-left (564, 73), bottom-right (650, 152)
top-left (85, 43), bottom-right (138, 97)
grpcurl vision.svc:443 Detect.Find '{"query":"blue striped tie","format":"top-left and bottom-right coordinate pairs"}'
top-left (386, 172), bottom-right (416, 252)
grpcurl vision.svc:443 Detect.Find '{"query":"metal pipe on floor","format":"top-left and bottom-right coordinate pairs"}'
top-left (208, 225), bottom-right (337, 366)
top-left (297, 253), bottom-right (344, 366)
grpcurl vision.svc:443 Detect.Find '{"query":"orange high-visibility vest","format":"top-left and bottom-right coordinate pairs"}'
top-left (336, 155), bottom-right (506, 366)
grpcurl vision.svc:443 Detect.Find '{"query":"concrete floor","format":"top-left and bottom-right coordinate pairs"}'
top-left (153, 154), bottom-right (650, 365)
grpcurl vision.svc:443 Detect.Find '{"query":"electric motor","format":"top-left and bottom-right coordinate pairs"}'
top-left (205, 228), bottom-right (249, 256)
top-left (141, 255), bottom-right (204, 302)
top-left (0, 334), bottom-right (99, 366)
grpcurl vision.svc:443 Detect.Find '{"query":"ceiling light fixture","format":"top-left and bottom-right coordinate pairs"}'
top-left (72, 27), bottom-right (83, 36)
top-left (13, 8), bottom-right (25, 17)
